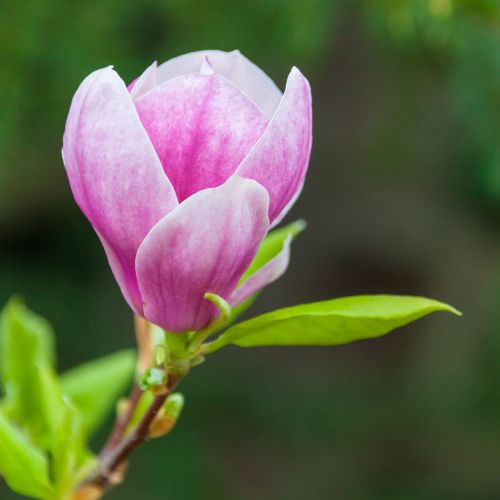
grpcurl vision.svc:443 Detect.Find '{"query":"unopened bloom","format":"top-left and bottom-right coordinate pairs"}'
top-left (63, 50), bottom-right (312, 332)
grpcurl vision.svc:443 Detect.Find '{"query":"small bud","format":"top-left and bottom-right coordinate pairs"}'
top-left (164, 392), bottom-right (184, 421)
top-left (72, 485), bottom-right (102, 500)
top-left (148, 393), bottom-right (185, 438)
top-left (149, 414), bottom-right (175, 438)
top-left (138, 367), bottom-right (166, 391)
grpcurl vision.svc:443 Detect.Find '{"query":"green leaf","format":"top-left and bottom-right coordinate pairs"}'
top-left (60, 350), bottom-right (136, 436)
top-left (207, 295), bottom-right (461, 351)
top-left (0, 299), bottom-right (57, 443)
top-left (0, 410), bottom-right (53, 499)
top-left (231, 220), bottom-right (306, 322)
top-left (33, 364), bottom-right (64, 446)
top-left (230, 295), bottom-right (258, 324)
top-left (51, 399), bottom-right (85, 498)
top-left (240, 219), bottom-right (306, 282)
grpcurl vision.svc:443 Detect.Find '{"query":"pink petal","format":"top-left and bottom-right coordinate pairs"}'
top-left (156, 50), bottom-right (282, 118)
top-left (270, 181), bottom-right (304, 229)
top-left (229, 235), bottom-right (291, 307)
top-left (199, 56), bottom-right (215, 75)
top-left (62, 67), bottom-right (178, 313)
top-left (135, 176), bottom-right (270, 332)
top-left (134, 73), bottom-right (269, 202)
top-left (236, 67), bottom-right (312, 224)
top-left (128, 61), bottom-right (157, 100)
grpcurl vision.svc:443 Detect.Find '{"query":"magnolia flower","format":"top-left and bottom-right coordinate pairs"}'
top-left (63, 50), bottom-right (312, 332)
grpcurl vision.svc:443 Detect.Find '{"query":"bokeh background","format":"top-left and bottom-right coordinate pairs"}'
top-left (1, 0), bottom-right (499, 498)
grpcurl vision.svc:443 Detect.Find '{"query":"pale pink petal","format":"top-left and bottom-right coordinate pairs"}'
top-left (236, 67), bottom-right (312, 224)
top-left (62, 67), bottom-right (178, 313)
top-left (135, 73), bottom-right (269, 202)
top-left (135, 176), bottom-right (270, 332)
top-left (128, 61), bottom-right (157, 100)
top-left (229, 235), bottom-right (292, 307)
top-left (270, 181), bottom-right (304, 229)
top-left (156, 50), bottom-right (282, 118)
top-left (199, 56), bottom-right (215, 75)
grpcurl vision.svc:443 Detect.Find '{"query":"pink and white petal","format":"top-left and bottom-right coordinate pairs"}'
top-left (97, 233), bottom-right (139, 311)
top-left (270, 181), bottom-right (304, 229)
top-left (199, 56), bottom-right (215, 75)
top-left (135, 176), bottom-right (270, 332)
top-left (63, 67), bottom-right (178, 313)
top-left (236, 67), bottom-right (312, 224)
top-left (135, 73), bottom-right (269, 202)
top-left (156, 50), bottom-right (282, 118)
top-left (229, 235), bottom-right (292, 307)
top-left (128, 61), bottom-right (157, 100)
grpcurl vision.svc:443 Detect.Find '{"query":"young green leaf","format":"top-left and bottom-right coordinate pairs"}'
top-left (0, 299), bottom-right (57, 443)
top-left (240, 219), bottom-right (306, 282)
top-left (0, 410), bottom-right (53, 499)
top-left (51, 399), bottom-right (85, 498)
top-left (34, 364), bottom-right (64, 447)
top-left (231, 220), bottom-right (306, 322)
top-left (206, 295), bottom-right (461, 351)
top-left (60, 350), bottom-right (136, 436)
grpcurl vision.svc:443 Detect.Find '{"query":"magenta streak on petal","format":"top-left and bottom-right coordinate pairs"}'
top-left (62, 67), bottom-right (178, 314)
top-left (156, 50), bottom-right (282, 118)
top-left (135, 176), bottom-right (270, 332)
top-left (236, 67), bottom-right (312, 224)
top-left (134, 73), bottom-right (269, 202)
top-left (229, 235), bottom-right (292, 307)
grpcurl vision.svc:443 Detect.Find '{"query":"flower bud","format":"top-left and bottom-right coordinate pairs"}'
top-left (63, 50), bottom-right (312, 333)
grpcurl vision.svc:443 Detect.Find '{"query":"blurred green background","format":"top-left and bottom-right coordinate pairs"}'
top-left (1, 0), bottom-right (499, 498)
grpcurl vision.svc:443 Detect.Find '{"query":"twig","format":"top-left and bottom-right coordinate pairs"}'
top-left (75, 374), bottom-right (182, 495)
top-left (99, 383), bottom-right (142, 456)
top-left (99, 315), bottom-right (154, 456)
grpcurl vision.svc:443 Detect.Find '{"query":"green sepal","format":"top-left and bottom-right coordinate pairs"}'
top-left (0, 410), bottom-right (53, 499)
top-left (206, 295), bottom-right (461, 352)
top-left (204, 293), bottom-right (232, 324)
top-left (164, 331), bottom-right (190, 360)
top-left (60, 350), bottom-right (136, 437)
